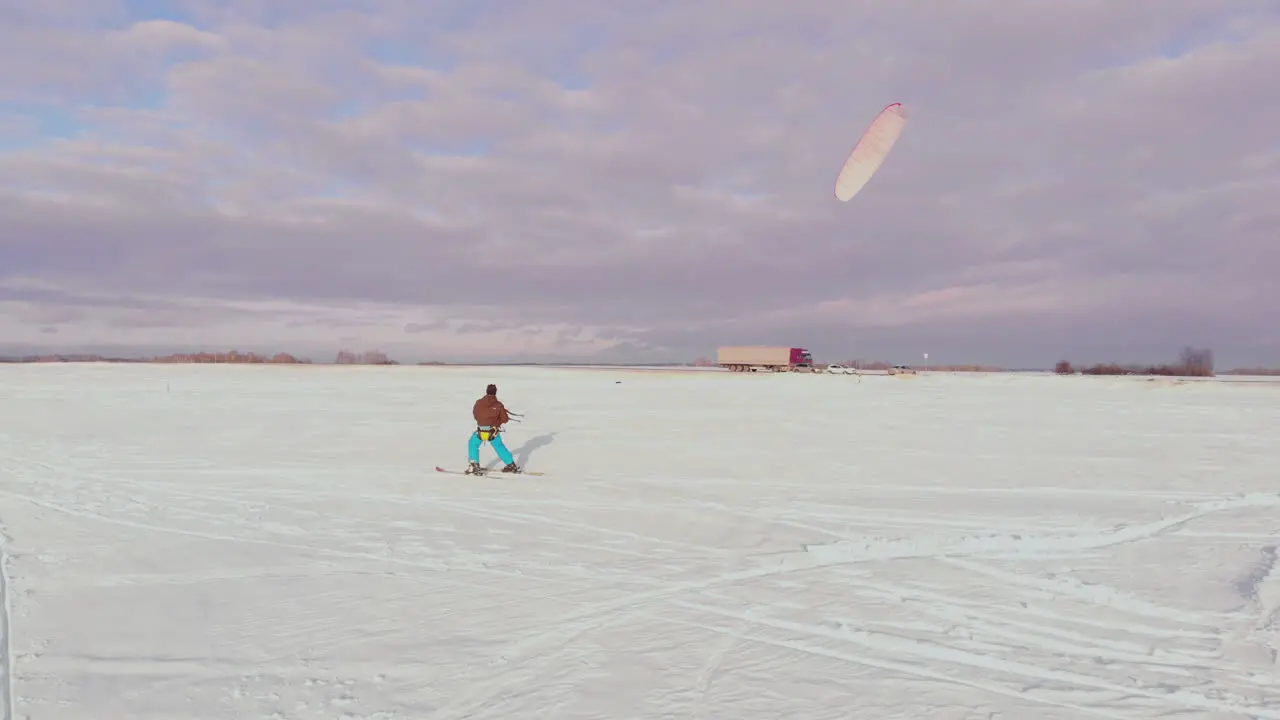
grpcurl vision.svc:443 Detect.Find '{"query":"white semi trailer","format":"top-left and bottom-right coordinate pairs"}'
top-left (717, 346), bottom-right (814, 372)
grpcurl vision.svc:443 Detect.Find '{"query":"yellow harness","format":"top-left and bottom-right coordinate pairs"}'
top-left (476, 426), bottom-right (499, 442)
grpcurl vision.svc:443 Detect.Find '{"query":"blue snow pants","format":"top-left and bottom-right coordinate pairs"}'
top-left (469, 426), bottom-right (514, 465)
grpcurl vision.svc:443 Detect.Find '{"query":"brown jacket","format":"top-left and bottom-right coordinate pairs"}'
top-left (473, 394), bottom-right (510, 428)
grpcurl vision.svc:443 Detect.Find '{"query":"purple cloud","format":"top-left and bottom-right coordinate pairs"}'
top-left (1, 0), bottom-right (1278, 366)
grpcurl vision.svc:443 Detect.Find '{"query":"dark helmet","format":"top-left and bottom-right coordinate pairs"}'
top-left (486, 383), bottom-right (497, 396)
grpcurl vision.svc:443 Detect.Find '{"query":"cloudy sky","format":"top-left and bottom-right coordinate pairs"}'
top-left (2, 1), bottom-right (1277, 367)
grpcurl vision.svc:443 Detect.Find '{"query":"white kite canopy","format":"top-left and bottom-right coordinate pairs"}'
top-left (833, 102), bottom-right (908, 202)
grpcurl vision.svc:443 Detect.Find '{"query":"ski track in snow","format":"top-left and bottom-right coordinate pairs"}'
top-left (1, 365), bottom-right (1279, 719)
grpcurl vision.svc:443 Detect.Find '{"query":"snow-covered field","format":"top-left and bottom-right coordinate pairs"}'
top-left (1, 364), bottom-right (1278, 719)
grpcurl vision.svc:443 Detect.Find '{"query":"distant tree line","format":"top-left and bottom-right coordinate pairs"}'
top-left (1055, 347), bottom-right (1215, 377)
top-left (0, 351), bottom-right (313, 364)
top-left (151, 350), bottom-right (312, 364)
top-left (2, 345), bottom-right (1274, 375)
top-left (334, 349), bottom-right (397, 365)
top-left (0, 348), bottom-right (398, 365)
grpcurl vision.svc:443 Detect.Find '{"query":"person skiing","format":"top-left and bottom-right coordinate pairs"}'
top-left (467, 383), bottom-right (521, 475)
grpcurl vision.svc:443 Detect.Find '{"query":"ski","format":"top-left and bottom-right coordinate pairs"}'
top-left (434, 466), bottom-right (545, 477)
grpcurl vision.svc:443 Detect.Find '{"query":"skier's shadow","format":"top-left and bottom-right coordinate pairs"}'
top-left (485, 431), bottom-right (558, 471)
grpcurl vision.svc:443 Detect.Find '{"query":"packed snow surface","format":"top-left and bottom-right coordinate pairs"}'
top-left (1, 364), bottom-right (1278, 719)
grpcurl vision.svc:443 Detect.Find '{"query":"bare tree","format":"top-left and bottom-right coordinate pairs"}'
top-left (1178, 346), bottom-right (1214, 376)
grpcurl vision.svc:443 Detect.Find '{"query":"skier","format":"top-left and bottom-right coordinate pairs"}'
top-left (467, 383), bottom-right (521, 475)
